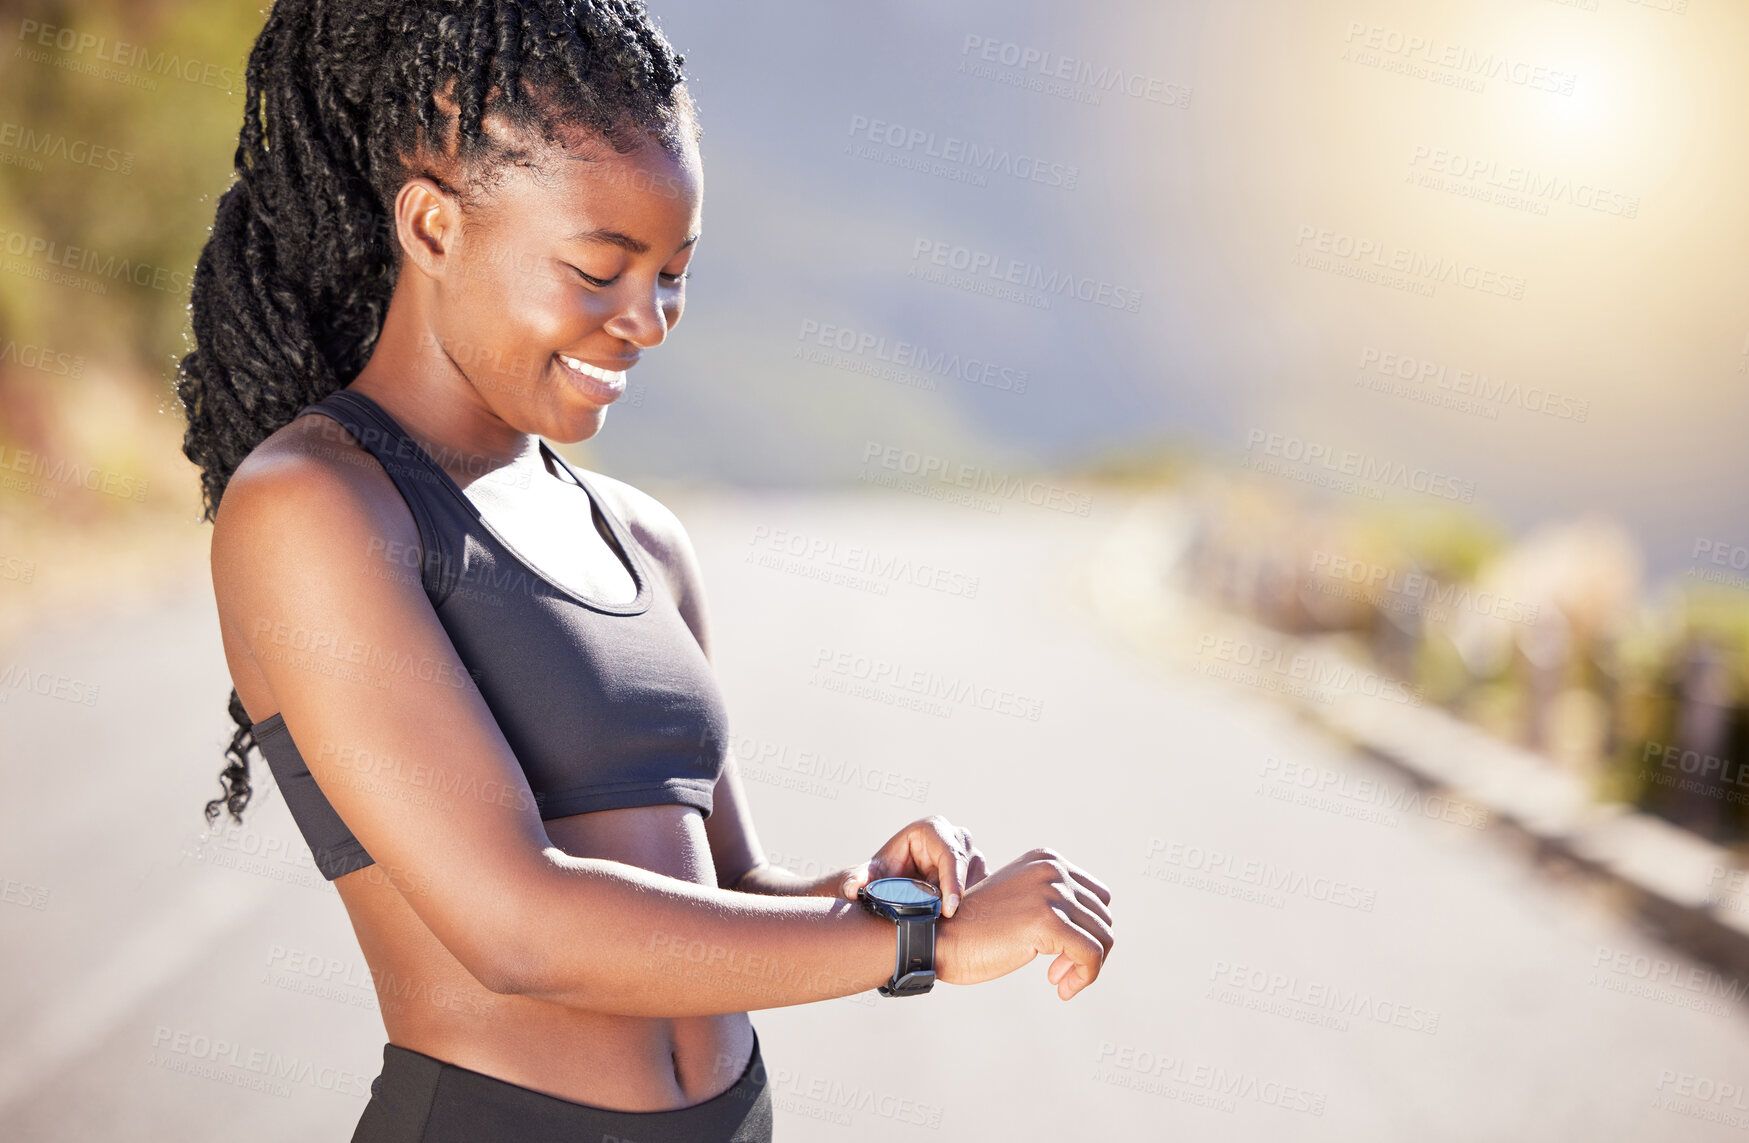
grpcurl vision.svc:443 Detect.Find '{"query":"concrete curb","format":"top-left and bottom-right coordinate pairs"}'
top-left (1083, 491), bottom-right (1749, 983)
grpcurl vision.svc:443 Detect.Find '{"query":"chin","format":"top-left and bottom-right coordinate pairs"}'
top-left (541, 401), bottom-right (608, 445)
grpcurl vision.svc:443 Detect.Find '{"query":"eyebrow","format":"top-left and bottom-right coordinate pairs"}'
top-left (566, 227), bottom-right (700, 257)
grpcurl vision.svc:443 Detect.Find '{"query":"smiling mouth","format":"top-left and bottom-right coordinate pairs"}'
top-left (557, 354), bottom-right (627, 386)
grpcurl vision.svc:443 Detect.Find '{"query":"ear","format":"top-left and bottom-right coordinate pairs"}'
top-left (393, 176), bottom-right (461, 279)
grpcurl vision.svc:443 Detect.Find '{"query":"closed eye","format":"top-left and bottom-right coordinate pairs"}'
top-left (570, 267), bottom-right (690, 287)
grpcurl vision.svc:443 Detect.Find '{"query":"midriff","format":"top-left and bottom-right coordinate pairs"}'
top-left (333, 802), bottom-right (755, 1110)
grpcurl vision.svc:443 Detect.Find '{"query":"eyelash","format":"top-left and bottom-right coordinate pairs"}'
top-left (572, 268), bottom-right (691, 287)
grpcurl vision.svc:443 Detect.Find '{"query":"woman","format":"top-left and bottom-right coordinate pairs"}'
top-left (176, 2), bottom-right (1116, 1139)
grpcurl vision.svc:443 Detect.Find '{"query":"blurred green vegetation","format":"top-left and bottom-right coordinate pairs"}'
top-left (0, 0), bottom-right (257, 373)
top-left (0, 0), bottom-right (265, 645)
top-left (1167, 464), bottom-right (1749, 849)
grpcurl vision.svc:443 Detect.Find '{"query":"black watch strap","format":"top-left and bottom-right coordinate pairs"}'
top-left (881, 914), bottom-right (937, 997)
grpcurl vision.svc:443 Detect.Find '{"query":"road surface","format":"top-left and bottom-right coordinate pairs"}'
top-left (3, 485), bottom-right (1747, 1140)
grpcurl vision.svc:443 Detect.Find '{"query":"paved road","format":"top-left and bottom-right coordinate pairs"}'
top-left (3, 485), bottom-right (1748, 1141)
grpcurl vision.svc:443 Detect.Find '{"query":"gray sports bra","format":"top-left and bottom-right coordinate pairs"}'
top-left (249, 388), bottom-right (728, 880)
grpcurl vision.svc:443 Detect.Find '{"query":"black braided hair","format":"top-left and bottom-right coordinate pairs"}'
top-left (178, 0), bottom-right (701, 826)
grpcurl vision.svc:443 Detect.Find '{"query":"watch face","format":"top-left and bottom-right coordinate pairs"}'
top-left (865, 877), bottom-right (941, 906)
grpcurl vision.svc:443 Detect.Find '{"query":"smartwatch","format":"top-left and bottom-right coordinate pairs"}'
top-left (857, 876), bottom-right (941, 997)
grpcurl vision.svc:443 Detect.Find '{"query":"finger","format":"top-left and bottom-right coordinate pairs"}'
top-left (1051, 881), bottom-right (1114, 956)
top-left (1072, 883), bottom-right (1114, 930)
top-left (965, 847), bottom-right (989, 890)
top-left (1056, 858), bottom-right (1112, 907)
top-left (911, 818), bottom-right (966, 914)
top-left (1061, 889), bottom-right (1115, 956)
top-left (873, 819), bottom-right (933, 880)
top-left (947, 839), bottom-right (970, 918)
top-left (1048, 954), bottom-right (1074, 986)
top-left (954, 829), bottom-right (985, 892)
top-left (1048, 951), bottom-right (1097, 1000)
top-left (839, 860), bottom-right (876, 898)
top-left (1043, 916), bottom-right (1106, 1000)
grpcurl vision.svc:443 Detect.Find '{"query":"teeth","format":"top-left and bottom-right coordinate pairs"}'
top-left (558, 354), bottom-right (625, 386)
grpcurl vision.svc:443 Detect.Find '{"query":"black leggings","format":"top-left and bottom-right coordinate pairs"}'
top-left (350, 1032), bottom-right (773, 1142)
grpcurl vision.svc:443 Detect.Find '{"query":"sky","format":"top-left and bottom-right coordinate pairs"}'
top-left (573, 0), bottom-right (1749, 587)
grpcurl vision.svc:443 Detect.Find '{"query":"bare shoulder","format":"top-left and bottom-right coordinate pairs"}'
top-left (211, 412), bottom-right (420, 618)
top-left (215, 412), bottom-right (412, 541)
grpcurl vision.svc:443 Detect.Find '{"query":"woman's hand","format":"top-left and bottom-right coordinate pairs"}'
top-left (934, 847), bottom-right (1114, 1001)
top-left (837, 815), bottom-right (989, 917)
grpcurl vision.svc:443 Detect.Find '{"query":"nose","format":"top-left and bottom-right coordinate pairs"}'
top-left (602, 282), bottom-right (671, 350)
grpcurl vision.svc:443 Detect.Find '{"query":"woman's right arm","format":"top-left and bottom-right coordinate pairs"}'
top-left (211, 433), bottom-right (1111, 1017)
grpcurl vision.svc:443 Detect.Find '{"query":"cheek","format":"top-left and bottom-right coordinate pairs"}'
top-left (485, 261), bottom-right (619, 346)
top-left (436, 290), bottom-right (549, 401)
top-left (442, 268), bottom-right (585, 397)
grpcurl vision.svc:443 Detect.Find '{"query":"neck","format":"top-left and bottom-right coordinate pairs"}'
top-left (346, 286), bottom-right (540, 480)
